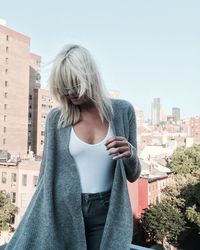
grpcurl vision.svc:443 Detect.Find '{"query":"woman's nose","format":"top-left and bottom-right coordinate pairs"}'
top-left (67, 88), bottom-right (77, 96)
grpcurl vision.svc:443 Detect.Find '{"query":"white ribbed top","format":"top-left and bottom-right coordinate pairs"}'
top-left (69, 123), bottom-right (115, 193)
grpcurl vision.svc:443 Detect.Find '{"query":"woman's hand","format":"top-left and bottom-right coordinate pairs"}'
top-left (104, 136), bottom-right (132, 160)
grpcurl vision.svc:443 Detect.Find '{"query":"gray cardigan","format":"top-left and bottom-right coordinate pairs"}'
top-left (5, 99), bottom-right (141, 250)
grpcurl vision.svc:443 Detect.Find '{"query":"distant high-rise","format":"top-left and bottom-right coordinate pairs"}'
top-left (172, 107), bottom-right (180, 121)
top-left (151, 98), bottom-right (161, 125)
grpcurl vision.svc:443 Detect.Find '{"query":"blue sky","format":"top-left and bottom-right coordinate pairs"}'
top-left (1, 0), bottom-right (200, 119)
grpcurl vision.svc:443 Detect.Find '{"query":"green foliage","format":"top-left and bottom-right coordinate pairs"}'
top-left (180, 181), bottom-right (200, 231)
top-left (141, 201), bottom-right (186, 245)
top-left (185, 205), bottom-right (200, 229)
top-left (0, 190), bottom-right (17, 231)
top-left (141, 145), bottom-right (200, 247)
top-left (169, 144), bottom-right (200, 176)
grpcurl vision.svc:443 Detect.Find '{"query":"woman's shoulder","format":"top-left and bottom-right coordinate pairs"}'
top-left (46, 106), bottom-right (61, 124)
top-left (110, 98), bottom-right (134, 111)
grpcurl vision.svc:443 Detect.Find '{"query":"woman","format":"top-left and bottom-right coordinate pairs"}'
top-left (5, 44), bottom-right (141, 250)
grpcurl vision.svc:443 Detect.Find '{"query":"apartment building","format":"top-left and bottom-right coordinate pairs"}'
top-left (0, 160), bottom-right (41, 228)
top-left (32, 88), bottom-right (57, 156)
top-left (189, 116), bottom-right (200, 144)
top-left (0, 22), bottom-right (42, 158)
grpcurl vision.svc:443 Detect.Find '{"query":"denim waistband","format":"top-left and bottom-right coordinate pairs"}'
top-left (81, 189), bottom-right (111, 200)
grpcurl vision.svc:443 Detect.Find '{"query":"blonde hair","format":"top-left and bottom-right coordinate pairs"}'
top-left (48, 44), bottom-right (113, 128)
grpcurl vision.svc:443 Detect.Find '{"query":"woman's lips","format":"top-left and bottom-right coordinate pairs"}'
top-left (70, 96), bottom-right (79, 100)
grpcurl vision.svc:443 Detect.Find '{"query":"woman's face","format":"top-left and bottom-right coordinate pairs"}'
top-left (66, 86), bottom-right (91, 106)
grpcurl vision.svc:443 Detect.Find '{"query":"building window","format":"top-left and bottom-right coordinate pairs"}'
top-left (33, 176), bottom-right (38, 187)
top-left (22, 174), bottom-right (27, 186)
top-left (6, 35), bottom-right (9, 41)
top-left (5, 68), bottom-right (8, 74)
top-left (3, 127), bottom-right (6, 133)
top-left (4, 115), bottom-right (6, 121)
top-left (5, 81), bottom-right (8, 87)
top-left (42, 95), bottom-right (52, 102)
top-left (21, 193), bottom-right (26, 207)
top-left (41, 114), bottom-right (46, 119)
top-left (3, 138), bottom-right (6, 144)
top-left (11, 173), bottom-right (17, 183)
top-left (4, 92), bottom-right (7, 98)
top-left (11, 192), bottom-right (16, 203)
top-left (29, 95), bottom-right (32, 100)
top-left (36, 60), bottom-right (41, 67)
top-left (5, 58), bottom-right (8, 64)
top-left (36, 73), bottom-right (41, 81)
top-left (2, 172), bottom-right (7, 183)
top-left (29, 113), bottom-right (32, 118)
top-left (4, 104), bottom-right (7, 109)
top-left (8, 213), bottom-right (15, 224)
top-left (41, 140), bottom-right (44, 145)
top-left (41, 131), bottom-right (45, 136)
top-left (6, 46), bottom-right (9, 53)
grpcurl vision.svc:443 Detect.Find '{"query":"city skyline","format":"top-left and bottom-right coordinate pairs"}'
top-left (1, 0), bottom-right (200, 119)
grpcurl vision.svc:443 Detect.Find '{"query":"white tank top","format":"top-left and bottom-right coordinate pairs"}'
top-left (69, 123), bottom-right (115, 193)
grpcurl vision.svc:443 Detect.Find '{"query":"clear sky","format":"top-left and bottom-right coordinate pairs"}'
top-left (1, 0), bottom-right (200, 120)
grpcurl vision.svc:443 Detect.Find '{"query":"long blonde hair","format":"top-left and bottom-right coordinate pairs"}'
top-left (48, 44), bottom-right (113, 128)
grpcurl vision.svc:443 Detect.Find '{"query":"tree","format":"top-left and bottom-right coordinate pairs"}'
top-left (141, 201), bottom-right (186, 248)
top-left (169, 144), bottom-right (200, 176)
top-left (0, 190), bottom-right (17, 231)
top-left (181, 181), bottom-right (200, 231)
top-left (140, 145), bottom-right (200, 248)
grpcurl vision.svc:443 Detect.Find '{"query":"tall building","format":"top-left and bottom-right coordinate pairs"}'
top-left (32, 88), bottom-right (57, 156)
top-left (151, 98), bottom-right (161, 125)
top-left (0, 22), bottom-right (33, 157)
top-left (0, 21), bottom-right (58, 160)
top-left (160, 105), bottom-right (167, 123)
top-left (172, 107), bottom-right (180, 121)
top-left (28, 53), bottom-right (42, 154)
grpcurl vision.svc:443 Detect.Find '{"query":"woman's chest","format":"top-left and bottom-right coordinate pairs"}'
top-left (73, 120), bottom-right (110, 145)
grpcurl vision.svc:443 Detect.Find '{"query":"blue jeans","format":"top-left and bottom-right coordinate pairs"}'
top-left (81, 189), bottom-right (111, 250)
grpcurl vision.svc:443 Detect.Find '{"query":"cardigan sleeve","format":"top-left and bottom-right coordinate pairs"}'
top-left (122, 104), bottom-right (141, 183)
top-left (37, 109), bottom-right (52, 185)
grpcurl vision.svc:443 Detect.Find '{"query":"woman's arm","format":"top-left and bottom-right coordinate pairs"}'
top-left (104, 103), bottom-right (141, 183)
top-left (122, 104), bottom-right (141, 182)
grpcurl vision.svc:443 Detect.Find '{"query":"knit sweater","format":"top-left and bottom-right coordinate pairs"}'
top-left (4, 99), bottom-right (141, 250)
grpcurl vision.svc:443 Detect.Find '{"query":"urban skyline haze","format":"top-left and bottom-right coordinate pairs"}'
top-left (1, 0), bottom-right (200, 119)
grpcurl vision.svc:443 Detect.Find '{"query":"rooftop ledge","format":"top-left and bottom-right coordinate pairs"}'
top-left (130, 244), bottom-right (152, 250)
top-left (0, 244), bottom-right (151, 249)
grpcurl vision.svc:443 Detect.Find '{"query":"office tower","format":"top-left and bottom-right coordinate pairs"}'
top-left (172, 107), bottom-right (180, 121)
top-left (151, 98), bottom-right (161, 125)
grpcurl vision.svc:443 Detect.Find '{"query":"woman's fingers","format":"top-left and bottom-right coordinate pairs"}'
top-left (104, 136), bottom-right (125, 147)
top-left (112, 151), bottom-right (132, 160)
top-left (108, 146), bottom-right (130, 155)
top-left (106, 140), bottom-right (128, 150)
top-left (104, 136), bottom-right (132, 160)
